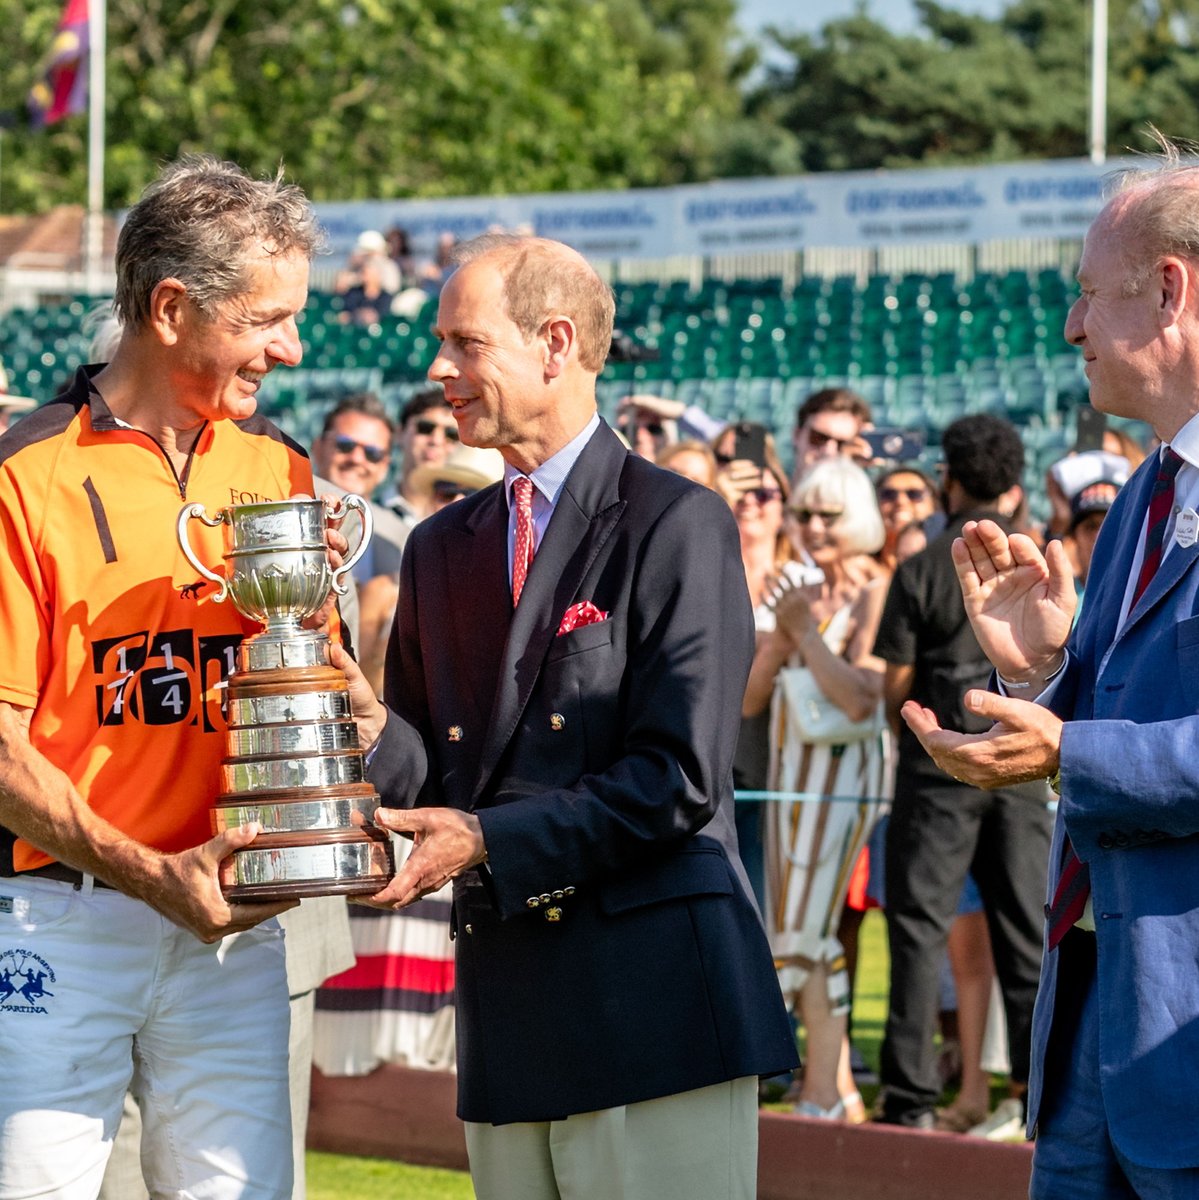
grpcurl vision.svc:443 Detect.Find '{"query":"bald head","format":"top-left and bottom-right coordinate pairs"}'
top-left (1105, 138), bottom-right (1199, 296)
top-left (452, 235), bottom-right (615, 373)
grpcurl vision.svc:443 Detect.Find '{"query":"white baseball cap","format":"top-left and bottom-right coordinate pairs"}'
top-left (354, 230), bottom-right (388, 255)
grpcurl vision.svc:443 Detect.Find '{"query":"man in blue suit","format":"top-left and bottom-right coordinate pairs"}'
top-left (337, 233), bottom-right (797, 1200)
top-left (904, 145), bottom-right (1199, 1197)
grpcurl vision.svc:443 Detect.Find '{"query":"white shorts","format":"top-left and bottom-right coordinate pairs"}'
top-left (0, 874), bottom-right (292, 1200)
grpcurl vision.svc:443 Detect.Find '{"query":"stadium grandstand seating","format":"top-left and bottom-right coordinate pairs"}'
top-left (0, 269), bottom-right (1104, 518)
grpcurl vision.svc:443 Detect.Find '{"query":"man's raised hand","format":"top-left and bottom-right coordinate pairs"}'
top-left (953, 519), bottom-right (1075, 686)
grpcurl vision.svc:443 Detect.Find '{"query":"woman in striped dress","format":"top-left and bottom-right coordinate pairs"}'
top-left (745, 458), bottom-right (889, 1121)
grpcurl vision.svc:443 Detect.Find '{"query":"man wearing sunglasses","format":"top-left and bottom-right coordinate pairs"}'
top-left (791, 387), bottom-right (873, 487)
top-left (385, 388), bottom-right (462, 531)
top-left (311, 393), bottom-right (409, 591)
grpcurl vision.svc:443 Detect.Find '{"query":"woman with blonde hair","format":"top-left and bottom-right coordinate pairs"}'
top-left (745, 458), bottom-right (890, 1122)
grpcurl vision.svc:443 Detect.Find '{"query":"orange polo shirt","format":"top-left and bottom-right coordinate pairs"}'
top-left (0, 366), bottom-right (320, 872)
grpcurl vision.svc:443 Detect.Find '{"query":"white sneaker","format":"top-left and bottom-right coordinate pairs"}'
top-left (967, 1097), bottom-right (1026, 1142)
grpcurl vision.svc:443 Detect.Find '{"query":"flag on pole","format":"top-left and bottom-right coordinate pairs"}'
top-left (27, 0), bottom-right (90, 128)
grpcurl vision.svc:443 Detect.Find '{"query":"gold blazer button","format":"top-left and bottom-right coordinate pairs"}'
top-left (550, 713), bottom-right (566, 731)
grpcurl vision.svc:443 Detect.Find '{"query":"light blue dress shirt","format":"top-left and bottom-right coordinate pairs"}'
top-left (503, 413), bottom-right (602, 587)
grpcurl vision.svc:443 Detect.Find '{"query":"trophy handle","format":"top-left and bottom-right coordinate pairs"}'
top-left (327, 494), bottom-right (373, 596)
top-left (177, 503), bottom-right (231, 603)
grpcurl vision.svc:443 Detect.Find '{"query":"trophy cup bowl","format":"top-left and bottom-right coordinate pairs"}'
top-left (179, 496), bottom-right (395, 901)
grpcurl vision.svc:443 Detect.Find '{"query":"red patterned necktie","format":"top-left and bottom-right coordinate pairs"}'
top-left (1046, 843), bottom-right (1089, 950)
top-left (1131, 447), bottom-right (1184, 608)
top-left (511, 475), bottom-right (535, 607)
top-left (1047, 447), bottom-right (1185, 949)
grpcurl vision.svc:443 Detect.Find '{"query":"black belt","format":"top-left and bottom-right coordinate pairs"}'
top-left (9, 862), bottom-right (115, 889)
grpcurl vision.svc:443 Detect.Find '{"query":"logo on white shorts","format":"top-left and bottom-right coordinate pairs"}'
top-left (0, 949), bottom-right (56, 1014)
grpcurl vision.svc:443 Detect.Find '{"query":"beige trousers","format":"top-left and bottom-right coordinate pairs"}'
top-left (464, 1076), bottom-right (759, 1200)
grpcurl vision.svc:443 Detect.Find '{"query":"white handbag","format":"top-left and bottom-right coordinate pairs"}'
top-left (772, 665), bottom-right (881, 746)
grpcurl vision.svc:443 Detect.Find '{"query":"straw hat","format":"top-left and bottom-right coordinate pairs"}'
top-left (409, 443), bottom-right (505, 498)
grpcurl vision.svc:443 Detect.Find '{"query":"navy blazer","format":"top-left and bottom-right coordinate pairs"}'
top-left (1028, 449), bottom-right (1199, 1166)
top-left (369, 421), bottom-right (797, 1125)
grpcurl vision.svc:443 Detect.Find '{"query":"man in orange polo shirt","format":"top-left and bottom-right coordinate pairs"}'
top-left (0, 155), bottom-right (325, 1199)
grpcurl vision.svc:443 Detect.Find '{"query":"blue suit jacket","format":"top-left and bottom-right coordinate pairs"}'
top-left (368, 422), bottom-right (797, 1125)
top-left (1028, 450), bottom-right (1199, 1166)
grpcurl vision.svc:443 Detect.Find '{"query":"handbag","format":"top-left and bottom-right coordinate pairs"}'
top-left (772, 665), bottom-right (881, 746)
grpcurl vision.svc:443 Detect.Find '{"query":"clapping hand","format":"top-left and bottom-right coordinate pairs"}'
top-left (765, 571), bottom-right (820, 650)
top-left (902, 689), bottom-right (1063, 789)
top-left (953, 520), bottom-right (1075, 685)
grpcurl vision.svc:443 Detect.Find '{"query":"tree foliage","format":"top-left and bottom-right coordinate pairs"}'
top-left (733, 0), bottom-right (1199, 175)
top-left (2, 0), bottom-right (747, 213)
top-left (7, 0), bottom-right (1199, 216)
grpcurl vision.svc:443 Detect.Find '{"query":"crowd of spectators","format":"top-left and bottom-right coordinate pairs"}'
top-left (629, 378), bottom-right (1138, 1140)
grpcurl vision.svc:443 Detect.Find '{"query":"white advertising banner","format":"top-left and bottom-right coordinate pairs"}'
top-left (314, 156), bottom-right (1132, 264)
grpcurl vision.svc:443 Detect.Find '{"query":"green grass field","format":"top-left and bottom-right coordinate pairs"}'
top-left (307, 1152), bottom-right (475, 1199)
top-left (307, 910), bottom-right (895, 1199)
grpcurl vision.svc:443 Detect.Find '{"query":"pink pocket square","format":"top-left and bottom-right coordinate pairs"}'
top-left (557, 600), bottom-right (609, 636)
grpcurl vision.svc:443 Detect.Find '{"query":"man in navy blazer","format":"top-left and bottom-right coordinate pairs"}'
top-left (338, 234), bottom-right (796, 1199)
top-left (903, 145), bottom-right (1199, 1197)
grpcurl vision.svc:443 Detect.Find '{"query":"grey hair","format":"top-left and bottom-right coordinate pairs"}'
top-left (791, 458), bottom-right (886, 556)
top-left (113, 155), bottom-right (324, 328)
top-left (1104, 129), bottom-right (1199, 296)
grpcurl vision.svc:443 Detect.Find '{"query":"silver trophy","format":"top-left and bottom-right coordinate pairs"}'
top-left (178, 497), bottom-right (394, 901)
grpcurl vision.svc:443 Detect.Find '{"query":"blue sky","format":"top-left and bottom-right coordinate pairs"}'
top-left (738, 0), bottom-right (1008, 38)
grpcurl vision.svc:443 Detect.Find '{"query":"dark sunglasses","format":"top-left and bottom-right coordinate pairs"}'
top-left (332, 435), bottom-right (388, 465)
top-left (805, 428), bottom-right (857, 453)
top-left (879, 486), bottom-right (929, 503)
top-left (415, 418), bottom-right (460, 441)
top-left (740, 486), bottom-right (782, 505)
top-left (791, 507), bottom-right (845, 524)
top-left (432, 481), bottom-right (478, 500)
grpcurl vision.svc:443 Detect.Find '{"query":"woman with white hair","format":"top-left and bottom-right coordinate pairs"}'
top-left (743, 457), bottom-right (890, 1122)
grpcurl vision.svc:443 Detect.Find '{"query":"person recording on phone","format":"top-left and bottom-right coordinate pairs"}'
top-left (791, 387), bottom-right (873, 486)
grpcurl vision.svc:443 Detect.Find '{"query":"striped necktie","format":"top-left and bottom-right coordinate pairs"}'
top-left (1130, 447), bottom-right (1184, 608)
top-left (511, 476), bottom-right (535, 607)
top-left (1047, 447), bottom-right (1185, 949)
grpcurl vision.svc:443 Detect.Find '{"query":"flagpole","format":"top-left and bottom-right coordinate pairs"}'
top-left (1089, 0), bottom-right (1108, 165)
top-left (84, 0), bottom-right (106, 290)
